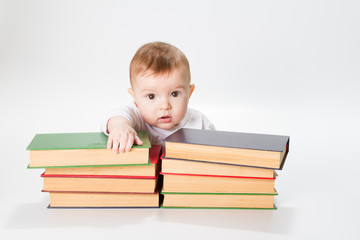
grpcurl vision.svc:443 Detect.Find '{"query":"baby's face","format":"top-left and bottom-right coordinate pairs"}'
top-left (129, 69), bottom-right (194, 130)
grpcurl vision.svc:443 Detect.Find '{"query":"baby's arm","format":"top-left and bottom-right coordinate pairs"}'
top-left (106, 116), bottom-right (143, 154)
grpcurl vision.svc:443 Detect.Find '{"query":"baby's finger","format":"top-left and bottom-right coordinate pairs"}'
top-left (125, 134), bottom-right (134, 152)
top-left (107, 137), bottom-right (113, 150)
top-left (134, 134), bottom-right (143, 145)
top-left (112, 138), bottom-right (120, 154)
top-left (119, 133), bottom-right (127, 153)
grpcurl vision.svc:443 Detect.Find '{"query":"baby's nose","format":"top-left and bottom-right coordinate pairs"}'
top-left (160, 98), bottom-right (172, 110)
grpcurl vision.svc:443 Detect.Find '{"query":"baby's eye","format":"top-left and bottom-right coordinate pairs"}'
top-left (171, 91), bottom-right (180, 97)
top-left (147, 94), bottom-right (155, 100)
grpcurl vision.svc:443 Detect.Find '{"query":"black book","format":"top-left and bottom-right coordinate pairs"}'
top-left (163, 128), bottom-right (290, 170)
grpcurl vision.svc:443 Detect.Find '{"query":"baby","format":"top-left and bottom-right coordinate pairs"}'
top-left (102, 41), bottom-right (215, 153)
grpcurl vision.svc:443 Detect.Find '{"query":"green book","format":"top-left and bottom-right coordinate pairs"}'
top-left (161, 190), bottom-right (278, 209)
top-left (27, 131), bottom-right (151, 168)
top-left (160, 205), bottom-right (277, 210)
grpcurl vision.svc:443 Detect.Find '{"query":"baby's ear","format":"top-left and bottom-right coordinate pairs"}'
top-left (128, 88), bottom-right (138, 107)
top-left (128, 88), bottom-right (135, 100)
top-left (189, 84), bottom-right (195, 97)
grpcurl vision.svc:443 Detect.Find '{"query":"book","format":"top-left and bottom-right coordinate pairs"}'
top-left (161, 157), bottom-right (275, 178)
top-left (41, 173), bottom-right (158, 193)
top-left (27, 131), bottom-right (151, 168)
top-left (161, 191), bottom-right (277, 209)
top-left (43, 145), bottom-right (161, 177)
top-left (161, 172), bottom-right (276, 194)
top-left (163, 128), bottom-right (290, 169)
top-left (45, 191), bottom-right (159, 207)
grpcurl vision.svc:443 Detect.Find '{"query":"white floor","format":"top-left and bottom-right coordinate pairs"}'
top-left (1, 1), bottom-right (359, 239)
top-left (1, 103), bottom-right (358, 239)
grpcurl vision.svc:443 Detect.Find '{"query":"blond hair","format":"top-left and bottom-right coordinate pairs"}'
top-left (129, 42), bottom-right (191, 85)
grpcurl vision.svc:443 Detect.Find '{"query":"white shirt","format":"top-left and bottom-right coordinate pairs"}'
top-left (101, 102), bottom-right (216, 145)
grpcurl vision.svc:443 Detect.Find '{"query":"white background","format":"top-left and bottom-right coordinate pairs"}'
top-left (1, 0), bottom-right (359, 239)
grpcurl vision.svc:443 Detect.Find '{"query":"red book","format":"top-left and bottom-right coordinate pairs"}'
top-left (160, 171), bottom-right (276, 180)
top-left (40, 146), bottom-right (161, 193)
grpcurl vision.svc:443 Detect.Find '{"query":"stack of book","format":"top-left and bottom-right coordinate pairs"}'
top-left (161, 128), bottom-right (290, 209)
top-left (27, 132), bottom-right (162, 208)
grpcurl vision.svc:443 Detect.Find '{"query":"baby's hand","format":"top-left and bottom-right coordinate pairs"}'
top-left (107, 125), bottom-right (143, 154)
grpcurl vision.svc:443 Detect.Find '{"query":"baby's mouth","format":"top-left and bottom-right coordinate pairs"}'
top-left (159, 115), bottom-right (172, 123)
